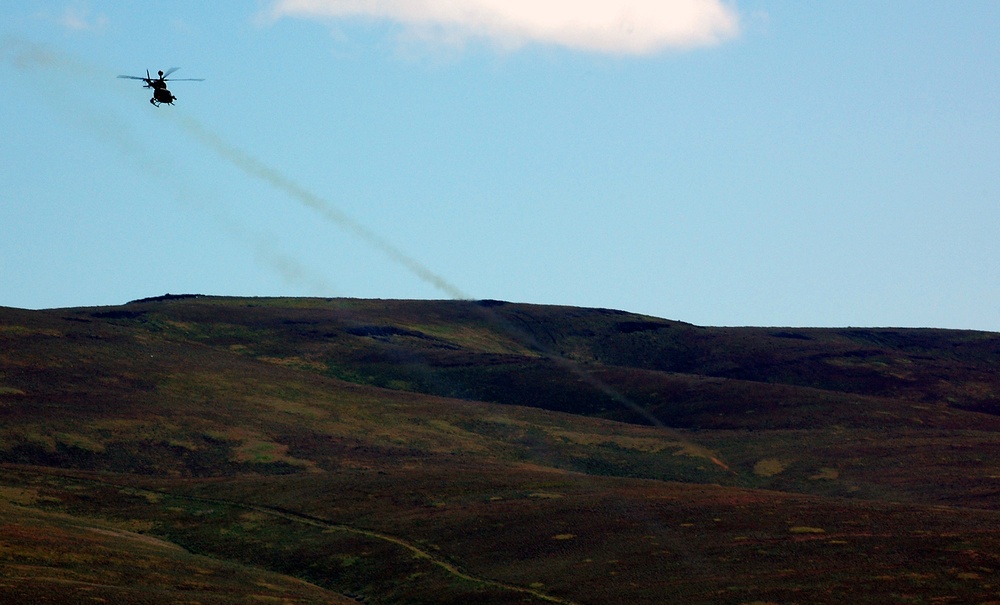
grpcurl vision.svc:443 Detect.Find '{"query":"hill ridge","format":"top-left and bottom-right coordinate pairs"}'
top-left (3, 296), bottom-right (1000, 603)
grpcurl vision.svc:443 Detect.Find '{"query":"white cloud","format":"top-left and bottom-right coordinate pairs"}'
top-left (267, 0), bottom-right (740, 55)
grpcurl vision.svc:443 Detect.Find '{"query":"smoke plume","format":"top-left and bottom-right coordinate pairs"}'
top-left (166, 112), bottom-right (469, 300)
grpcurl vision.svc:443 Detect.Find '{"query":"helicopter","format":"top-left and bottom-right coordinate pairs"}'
top-left (117, 68), bottom-right (204, 106)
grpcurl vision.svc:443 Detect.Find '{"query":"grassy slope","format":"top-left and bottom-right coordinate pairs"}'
top-left (2, 296), bottom-right (1000, 604)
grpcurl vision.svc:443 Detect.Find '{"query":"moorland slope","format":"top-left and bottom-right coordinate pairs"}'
top-left (2, 296), bottom-right (999, 603)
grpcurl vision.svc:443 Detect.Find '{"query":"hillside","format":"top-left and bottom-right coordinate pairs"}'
top-left (2, 296), bottom-right (1000, 604)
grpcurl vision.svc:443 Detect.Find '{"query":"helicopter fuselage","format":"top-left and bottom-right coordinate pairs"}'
top-left (140, 78), bottom-right (175, 105)
top-left (150, 86), bottom-right (176, 106)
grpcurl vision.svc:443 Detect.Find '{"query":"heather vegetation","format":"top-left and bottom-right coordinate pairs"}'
top-left (2, 297), bottom-right (1000, 603)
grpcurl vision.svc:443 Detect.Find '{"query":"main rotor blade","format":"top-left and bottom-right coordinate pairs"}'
top-left (117, 75), bottom-right (149, 80)
top-left (161, 67), bottom-right (180, 78)
top-left (165, 78), bottom-right (205, 82)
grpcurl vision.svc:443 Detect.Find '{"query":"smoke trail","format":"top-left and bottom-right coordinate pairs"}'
top-left (161, 105), bottom-right (732, 467)
top-left (2, 36), bottom-right (339, 297)
top-left (5, 36), bottom-right (731, 472)
top-left (247, 232), bottom-right (342, 295)
top-left (3, 36), bottom-right (458, 301)
top-left (161, 113), bottom-right (737, 468)
top-left (165, 112), bottom-right (469, 301)
top-left (478, 309), bottom-right (734, 472)
top-left (2, 36), bottom-right (87, 71)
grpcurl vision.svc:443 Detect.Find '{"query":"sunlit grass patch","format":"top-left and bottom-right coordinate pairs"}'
top-left (753, 458), bottom-right (788, 477)
top-left (789, 526), bottom-right (826, 534)
top-left (249, 393), bottom-right (330, 420)
top-left (206, 428), bottom-right (317, 471)
top-left (258, 355), bottom-right (328, 372)
top-left (232, 440), bottom-right (292, 464)
top-left (21, 432), bottom-right (57, 452)
top-left (809, 467), bottom-right (839, 480)
top-left (0, 325), bottom-right (61, 337)
top-left (401, 323), bottom-right (536, 355)
top-left (548, 429), bottom-right (668, 452)
top-left (0, 486), bottom-right (40, 506)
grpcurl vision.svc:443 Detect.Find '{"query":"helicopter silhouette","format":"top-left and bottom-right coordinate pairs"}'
top-left (117, 68), bottom-right (204, 106)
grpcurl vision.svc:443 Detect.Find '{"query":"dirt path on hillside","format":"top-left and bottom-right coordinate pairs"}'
top-left (184, 492), bottom-right (580, 605)
top-left (2, 466), bottom-right (580, 605)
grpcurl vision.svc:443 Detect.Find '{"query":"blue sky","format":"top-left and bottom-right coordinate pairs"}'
top-left (2, 1), bottom-right (998, 330)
